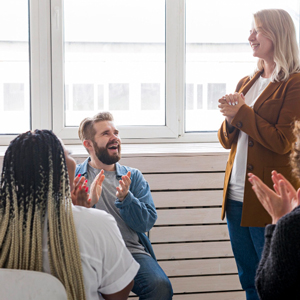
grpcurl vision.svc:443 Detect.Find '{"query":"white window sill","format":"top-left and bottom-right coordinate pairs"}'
top-left (0, 142), bottom-right (229, 159)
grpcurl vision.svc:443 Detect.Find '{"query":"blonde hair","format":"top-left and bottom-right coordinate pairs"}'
top-left (0, 130), bottom-right (86, 300)
top-left (253, 9), bottom-right (300, 82)
top-left (291, 121), bottom-right (300, 180)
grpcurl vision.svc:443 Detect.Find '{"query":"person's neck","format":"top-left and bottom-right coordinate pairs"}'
top-left (89, 157), bottom-right (116, 171)
top-left (262, 61), bottom-right (275, 78)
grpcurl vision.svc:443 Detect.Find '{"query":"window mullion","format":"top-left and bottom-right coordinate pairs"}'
top-left (165, 0), bottom-right (184, 138)
top-left (30, 0), bottom-right (52, 131)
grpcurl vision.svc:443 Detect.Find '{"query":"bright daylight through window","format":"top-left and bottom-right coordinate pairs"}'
top-left (0, 0), bottom-right (299, 141)
top-left (0, 0), bottom-right (30, 134)
top-left (63, 0), bottom-right (165, 127)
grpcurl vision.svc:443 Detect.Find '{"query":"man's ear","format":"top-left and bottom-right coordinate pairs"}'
top-left (83, 140), bottom-right (93, 153)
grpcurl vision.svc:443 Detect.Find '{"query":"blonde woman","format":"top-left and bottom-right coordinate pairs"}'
top-left (218, 9), bottom-right (300, 300)
top-left (0, 130), bottom-right (139, 300)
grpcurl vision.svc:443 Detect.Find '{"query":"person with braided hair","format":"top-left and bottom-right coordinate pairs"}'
top-left (0, 130), bottom-right (139, 300)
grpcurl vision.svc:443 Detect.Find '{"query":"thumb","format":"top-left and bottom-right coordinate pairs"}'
top-left (240, 93), bottom-right (245, 100)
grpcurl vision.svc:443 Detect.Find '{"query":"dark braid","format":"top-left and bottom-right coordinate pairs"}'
top-left (0, 130), bottom-right (86, 300)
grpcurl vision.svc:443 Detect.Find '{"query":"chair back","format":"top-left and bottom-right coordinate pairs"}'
top-left (0, 269), bottom-right (68, 299)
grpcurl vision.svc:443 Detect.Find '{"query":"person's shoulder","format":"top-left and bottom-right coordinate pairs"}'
top-left (72, 205), bottom-right (116, 227)
top-left (75, 157), bottom-right (90, 176)
top-left (239, 75), bottom-right (251, 82)
top-left (286, 72), bottom-right (300, 83)
top-left (236, 75), bottom-right (251, 91)
top-left (116, 163), bottom-right (141, 176)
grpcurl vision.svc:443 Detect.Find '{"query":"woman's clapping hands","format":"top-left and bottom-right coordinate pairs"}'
top-left (218, 92), bottom-right (245, 124)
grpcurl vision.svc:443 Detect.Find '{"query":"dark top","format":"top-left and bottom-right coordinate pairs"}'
top-left (255, 205), bottom-right (300, 299)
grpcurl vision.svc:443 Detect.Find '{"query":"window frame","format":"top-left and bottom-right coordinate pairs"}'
top-left (0, 0), bottom-right (225, 145)
top-left (52, 0), bottom-right (180, 141)
top-left (8, 0), bottom-right (297, 144)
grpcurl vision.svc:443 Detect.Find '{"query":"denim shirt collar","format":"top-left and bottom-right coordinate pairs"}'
top-left (77, 157), bottom-right (125, 178)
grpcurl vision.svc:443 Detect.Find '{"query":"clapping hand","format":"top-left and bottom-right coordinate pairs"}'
top-left (71, 174), bottom-right (92, 208)
top-left (116, 171), bottom-right (131, 201)
top-left (89, 170), bottom-right (105, 206)
top-left (218, 92), bottom-right (245, 124)
top-left (248, 171), bottom-right (300, 224)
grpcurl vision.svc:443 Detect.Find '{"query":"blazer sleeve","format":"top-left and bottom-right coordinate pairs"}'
top-left (218, 76), bottom-right (248, 149)
top-left (231, 75), bottom-right (300, 154)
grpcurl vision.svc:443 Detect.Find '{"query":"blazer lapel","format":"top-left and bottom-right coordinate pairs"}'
top-left (253, 80), bottom-right (281, 111)
top-left (239, 71), bottom-right (262, 95)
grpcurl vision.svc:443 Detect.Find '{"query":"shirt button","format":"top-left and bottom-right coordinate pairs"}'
top-left (247, 164), bottom-right (254, 171)
top-left (236, 122), bottom-right (243, 128)
top-left (249, 140), bottom-right (254, 147)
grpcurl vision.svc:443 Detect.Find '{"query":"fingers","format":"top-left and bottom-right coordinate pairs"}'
top-left (248, 173), bottom-right (268, 204)
top-left (89, 170), bottom-right (105, 206)
top-left (97, 169), bottom-right (105, 186)
top-left (76, 175), bottom-right (87, 188)
top-left (90, 170), bottom-right (104, 190)
top-left (123, 171), bottom-right (131, 184)
top-left (296, 189), bottom-right (300, 207)
top-left (272, 171), bottom-right (296, 197)
top-left (72, 186), bottom-right (90, 207)
top-left (278, 180), bottom-right (289, 203)
top-left (73, 174), bottom-right (81, 187)
top-left (116, 172), bottom-right (131, 201)
top-left (219, 92), bottom-right (246, 107)
top-left (223, 94), bottom-right (238, 106)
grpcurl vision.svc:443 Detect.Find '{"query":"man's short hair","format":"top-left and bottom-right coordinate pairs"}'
top-left (78, 111), bottom-right (114, 142)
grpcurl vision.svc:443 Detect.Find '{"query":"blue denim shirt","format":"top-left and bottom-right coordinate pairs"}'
top-left (76, 157), bottom-right (157, 259)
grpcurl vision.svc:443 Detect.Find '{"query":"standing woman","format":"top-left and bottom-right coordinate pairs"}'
top-left (218, 9), bottom-right (300, 300)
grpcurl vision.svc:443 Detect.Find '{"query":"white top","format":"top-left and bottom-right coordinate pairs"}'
top-left (227, 76), bottom-right (271, 202)
top-left (42, 206), bottom-right (140, 300)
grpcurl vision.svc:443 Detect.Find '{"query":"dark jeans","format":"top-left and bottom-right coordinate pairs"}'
top-left (226, 199), bottom-right (265, 300)
top-left (132, 253), bottom-right (173, 300)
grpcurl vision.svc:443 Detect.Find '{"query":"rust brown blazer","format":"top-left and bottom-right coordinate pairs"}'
top-left (218, 71), bottom-right (300, 227)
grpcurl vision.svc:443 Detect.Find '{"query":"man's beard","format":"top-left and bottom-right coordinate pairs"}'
top-left (93, 140), bottom-right (121, 165)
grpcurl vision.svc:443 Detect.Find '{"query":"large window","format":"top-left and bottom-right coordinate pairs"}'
top-left (63, 0), bottom-right (165, 128)
top-left (1, 0), bottom-right (300, 143)
top-left (0, 0), bottom-right (30, 134)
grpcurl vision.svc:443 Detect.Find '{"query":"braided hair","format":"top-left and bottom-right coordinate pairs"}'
top-left (0, 130), bottom-right (86, 300)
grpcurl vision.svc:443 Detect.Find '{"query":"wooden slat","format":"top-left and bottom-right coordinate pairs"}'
top-left (119, 155), bottom-right (227, 173)
top-left (130, 291), bottom-right (245, 300)
top-left (170, 275), bottom-right (241, 294)
top-left (172, 291), bottom-right (245, 300)
top-left (145, 173), bottom-right (224, 190)
top-left (150, 225), bottom-right (229, 243)
top-left (153, 241), bottom-right (233, 260)
top-left (159, 258), bottom-right (237, 276)
top-left (153, 190), bottom-right (223, 208)
top-left (156, 207), bottom-right (224, 225)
